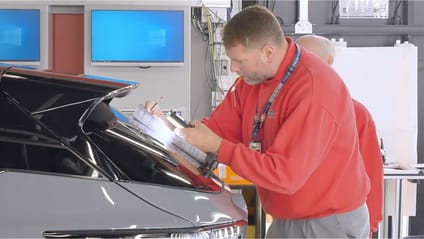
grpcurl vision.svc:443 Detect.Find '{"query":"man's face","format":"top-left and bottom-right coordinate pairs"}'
top-left (225, 44), bottom-right (270, 85)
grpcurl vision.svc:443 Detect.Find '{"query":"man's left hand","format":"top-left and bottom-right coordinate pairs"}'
top-left (174, 120), bottom-right (222, 154)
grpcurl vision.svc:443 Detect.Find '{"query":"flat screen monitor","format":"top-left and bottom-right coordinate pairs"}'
top-left (91, 9), bottom-right (184, 67)
top-left (0, 9), bottom-right (40, 62)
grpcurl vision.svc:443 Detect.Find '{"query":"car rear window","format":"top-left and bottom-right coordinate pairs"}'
top-left (89, 122), bottom-right (221, 191)
top-left (0, 140), bottom-right (101, 178)
top-left (0, 91), bottom-right (101, 178)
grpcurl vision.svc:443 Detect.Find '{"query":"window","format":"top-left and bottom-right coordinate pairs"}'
top-left (339, 0), bottom-right (389, 19)
top-left (0, 141), bottom-right (100, 178)
top-left (89, 122), bottom-right (220, 191)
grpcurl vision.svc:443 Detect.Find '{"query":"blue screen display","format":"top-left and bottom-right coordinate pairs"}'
top-left (0, 9), bottom-right (40, 61)
top-left (91, 10), bottom-right (184, 63)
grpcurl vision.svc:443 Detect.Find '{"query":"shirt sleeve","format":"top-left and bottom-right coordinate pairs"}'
top-left (356, 107), bottom-right (384, 232)
top-left (202, 78), bottom-right (243, 143)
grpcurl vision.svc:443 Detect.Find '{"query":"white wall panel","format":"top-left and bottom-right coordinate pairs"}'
top-left (332, 42), bottom-right (418, 218)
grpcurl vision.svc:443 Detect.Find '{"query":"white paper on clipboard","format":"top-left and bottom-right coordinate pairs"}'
top-left (129, 105), bottom-right (208, 169)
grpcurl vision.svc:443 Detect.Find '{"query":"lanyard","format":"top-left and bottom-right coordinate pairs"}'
top-left (251, 44), bottom-right (301, 140)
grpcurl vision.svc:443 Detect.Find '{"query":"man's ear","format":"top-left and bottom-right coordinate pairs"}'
top-left (327, 55), bottom-right (334, 65)
top-left (262, 44), bottom-right (274, 62)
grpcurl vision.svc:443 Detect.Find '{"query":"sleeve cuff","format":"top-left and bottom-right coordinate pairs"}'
top-left (217, 138), bottom-right (233, 166)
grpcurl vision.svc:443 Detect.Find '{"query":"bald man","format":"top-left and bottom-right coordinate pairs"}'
top-left (297, 35), bottom-right (384, 237)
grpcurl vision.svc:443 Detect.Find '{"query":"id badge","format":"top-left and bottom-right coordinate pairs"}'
top-left (249, 141), bottom-right (262, 152)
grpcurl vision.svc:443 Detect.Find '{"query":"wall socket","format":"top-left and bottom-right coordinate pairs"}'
top-left (215, 59), bottom-right (229, 76)
top-left (221, 59), bottom-right (229, 75)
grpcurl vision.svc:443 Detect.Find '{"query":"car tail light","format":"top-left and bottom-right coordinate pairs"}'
top-left (43, 221), bottom-right (247, 239)
top-left (169, 223), bottom-right (244, 239)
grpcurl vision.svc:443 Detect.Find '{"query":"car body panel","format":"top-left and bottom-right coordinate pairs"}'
top-left (0, 171), bottom-right (193, 238)
top-left (0, 65), bottom-right (137, 140)
top-left (0, 65), bottom-right (247, 238)
top-left (119, 182), bottom-right (247, 226)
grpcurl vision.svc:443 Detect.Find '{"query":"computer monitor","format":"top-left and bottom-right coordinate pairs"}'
top-left (90, 9), bottom-right (185, 67)
top-left (0, 9), bottom-right (40, 63)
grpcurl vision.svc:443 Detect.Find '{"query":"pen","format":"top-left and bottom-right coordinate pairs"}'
top-left (150, 96), bottom-right (163, 112)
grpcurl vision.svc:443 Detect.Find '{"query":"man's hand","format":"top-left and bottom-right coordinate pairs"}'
top-left (144, 100), bottom-right (165, 117)
top-left (144, 100), bottom-right (175, 130)
top-left (175, 120), bottom-right (222, 154)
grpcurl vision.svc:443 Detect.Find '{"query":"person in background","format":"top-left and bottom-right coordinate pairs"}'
top-left (296, 34), bottom-right (383, 237)
top-left (146, 6), bottom-right (370, 238)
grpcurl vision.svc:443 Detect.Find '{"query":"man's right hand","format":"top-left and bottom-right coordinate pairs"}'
top-left (144, 100), bottom-right (163, 117)
top-left (144, 100), bottom-right (175, 130)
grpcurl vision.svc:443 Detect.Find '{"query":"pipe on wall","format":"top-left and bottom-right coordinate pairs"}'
top-left (283, 24), bottom-right (424, 35)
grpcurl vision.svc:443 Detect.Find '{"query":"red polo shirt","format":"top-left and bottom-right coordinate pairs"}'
top-left (203, 37), bottom-right (370, 219)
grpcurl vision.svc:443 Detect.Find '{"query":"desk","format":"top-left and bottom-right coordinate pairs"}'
top-left (380, 168), bottom-right (424, 239)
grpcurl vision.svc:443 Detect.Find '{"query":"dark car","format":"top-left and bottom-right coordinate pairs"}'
top-left (0, 65), bottom-right (247, 238)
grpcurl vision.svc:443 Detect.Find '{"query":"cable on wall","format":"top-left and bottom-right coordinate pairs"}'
top-left (389, 0), bottom-right (403, 25)
top-left (330, 0), bottom-right (340, 24)
top-left (203, 5), bottom-right (226, 101)
top-left (191, 7), bottom-right (209, 41)
top-left (191, 6), bottom-right (216, 95)
top-left (192, 2), bottom-right (242, 111)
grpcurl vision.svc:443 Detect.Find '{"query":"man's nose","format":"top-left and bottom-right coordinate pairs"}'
top-left (230, 61), bottom-right (239, 73)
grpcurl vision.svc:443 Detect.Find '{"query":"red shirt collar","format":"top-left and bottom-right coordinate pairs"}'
top-left (270, 37), bottom-right (297, 84)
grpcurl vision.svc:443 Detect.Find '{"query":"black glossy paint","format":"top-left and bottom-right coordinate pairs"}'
top-left (0, 66), bottom-right (221, 191)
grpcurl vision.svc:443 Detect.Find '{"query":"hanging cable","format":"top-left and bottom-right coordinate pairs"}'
top-left (330, 0), bottom-right (340, 24)
top-left (389, 0), bottom-right (403, 25)
top-left (191, 7), bottom-right (209, 41)
top-left (203, 5), bottom-right (225, 101)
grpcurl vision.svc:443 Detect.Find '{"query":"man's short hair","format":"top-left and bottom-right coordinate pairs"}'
top-left (222, 6), bottom-right (284, 49)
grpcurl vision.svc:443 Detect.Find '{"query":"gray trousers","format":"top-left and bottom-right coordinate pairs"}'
top-left (266, 203), bottom-right (370, 238)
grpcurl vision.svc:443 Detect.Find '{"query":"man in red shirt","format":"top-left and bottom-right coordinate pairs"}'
top-left (147, 6), bottom-right (370, 238)
top-left (296, 34), bottom-right (383, 237)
